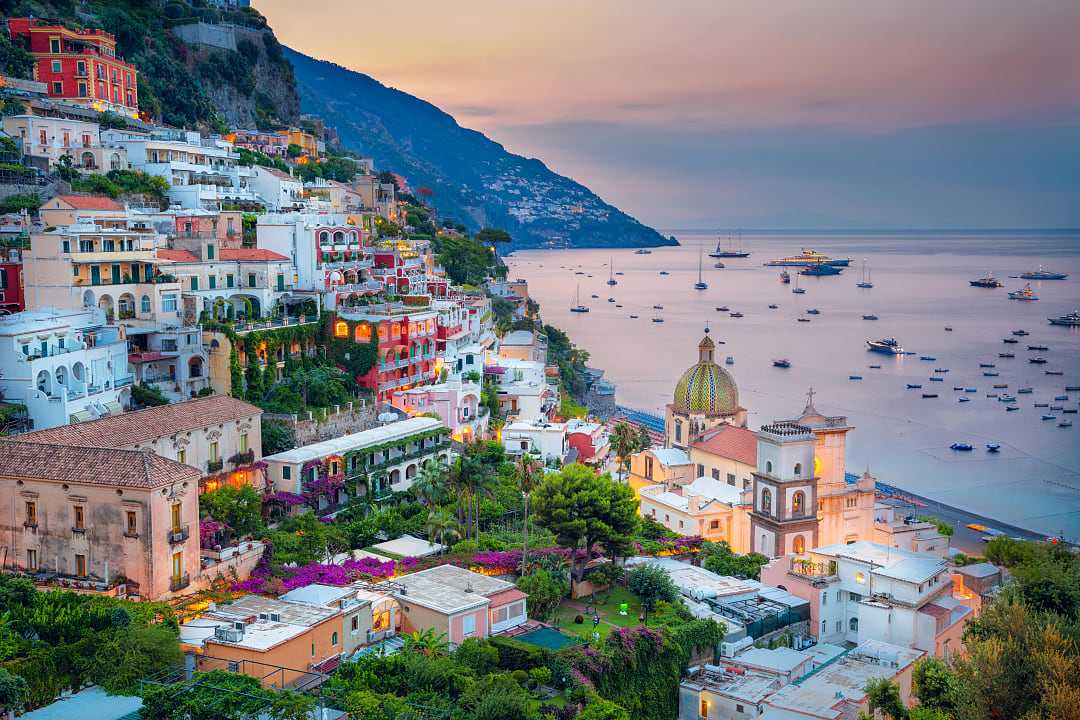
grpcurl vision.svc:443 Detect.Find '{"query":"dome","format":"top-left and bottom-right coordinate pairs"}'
top-left (672, 332), bottom-right (739, 416)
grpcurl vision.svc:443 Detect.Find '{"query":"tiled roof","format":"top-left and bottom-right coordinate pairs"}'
top-left (157, 249), bottom-right (199, 262)
top-left (0, 441), bottom-right (200, 489)
top-left (19, 395), bottom-right (262, 448)
top-left (259, 166), bottom-right (298, 181)
top-left (56, 195), bottom-right (123, 210)
top-left (128, 351), bottom-right (177, 364)
top-left (219, 248), bottom-right (290, 261)
top-left (690, 424), bottom-right (757, 466)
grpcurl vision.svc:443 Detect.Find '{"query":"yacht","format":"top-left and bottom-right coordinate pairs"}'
top-left (986, 443), bottom-right (1001, 452)
top-left (867, 337), bottom-right (904, 354)
top-left (607, 258), bottom-right (618, 286)
top-left (1027, 344), bottom-right (1048, 351)
top-left (716, 306), bottom-right (730, 312)
top-left (979, 363), bottom-right (995, 368)
top-left (800, 264), bottom-right (844, 276)
top-left (970, 273), bottom-right (1003, 288)
top-left (856, 259), bottom-right (873, 288)
top-left (694, 246), bottom-right (708, 290)
top-left (1012, 329), bottom-right (1030, 336)
top-left (1003, 337), bottom-right (1019, 344)
top-left (807, 308), bottom-right (821, 315)
top-left (999, 353), bottom-right (1015, 358)
top-left (570, 285), bottom-right (589, 313)
top-left (1021, 266), bottom-right (1068, 280)
top-left (773, 359), bottom-right (791, 368)
top-left (1029, 357), bottom-right (1048, 364)
top-left (765, 249), bottom-right (851, 267)
top-left (710, 232), bottom-right (751, 258)
top-left (730, 311), bottom-right (744, 318)
top-left (907, 383), bottom-right (923, 389)
top-left (1008, 284), bottom-right (1038, 301)
top-left (1049, 311), bottom-right (1080, 327)
top-left (958, 397), bottom-right (971, 403)
top-left (862, 314), bottom-right (879, 320)
top-left (950, 442), bottom-right (974, 451)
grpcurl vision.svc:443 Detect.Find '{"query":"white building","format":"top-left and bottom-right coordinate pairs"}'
top-left (0, 307), bottom-right (131, 429)
top-left (485, 357), bottom-right (556, 422)
top-left (250, 165), bottom-right (304, 212)
top-left (502, 419), bottom-right (567, 464)
top-left (639, 475), bottom-right (751, 544)
top-left (2, 114), bottom-right (125, 173)
top-left (256, 213), bottom-right (371, 303)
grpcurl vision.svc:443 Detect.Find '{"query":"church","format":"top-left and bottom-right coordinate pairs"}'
top-left (632, 330), bottom-right (876, 557)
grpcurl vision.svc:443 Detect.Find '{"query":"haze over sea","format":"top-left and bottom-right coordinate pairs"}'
top-left (508, 231), bottom-right (1080, 542)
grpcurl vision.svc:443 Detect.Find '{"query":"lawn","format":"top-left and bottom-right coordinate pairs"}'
top-left (551, 586), bottom-right (644, 641)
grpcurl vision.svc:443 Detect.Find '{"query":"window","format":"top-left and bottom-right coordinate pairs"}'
top-left (644, 455), bottom-right (654, 480)
top-left (760, 488), bottom-right (772, 514)
top-left (208, 276), bottom-right (216, 289)
top-left (837, 590), bottom-right (842, 601)
top-left (736, 704), bottom-right (744, 714)
top-left (331, 631), bottom-right (338, 646)
top-left (51, 60), bottom-right (61, 73)
top-left (74, 505), bottom-right (85, 530)
top-left (846, 496), bottom-right (858, 508)
top-left (207, 244), bottom-right (215, 260)
top-left (836, 621), bottom-right (842, 633)
top-left (855, 571), bottom-right (866, 584)
top-left (226, 274), bottom-right (234, 288)
top-left (75, 554), bottom-right (87, 577)
top-left (227, 661), bottom-right (240, 673)
top-left (311, 643), bottom-right (316, 657)
top-left (849, 617), bottom-right (859, 632)
top-left (172, 552), bottom-right (182, 581)
top-left (140, 295), bottom-right (150, 313)
top-left (793, 491), bottom-right (805, 515)
top-left (25, 501), bottom-right (36, 526)
top-left (209, 442), bottom-right (220, 462)
top-left (247, 273), bottom-right (256, 287)
top-left (351, 615), bottom-right (359, 633)
top-left (171, 503), bottom-right (181, 532)
top-left (162, 293), bottom-right (177, 312)
top-left (794, 463), bottom-right (802, 477)
top-left (50, 38), bottom-right (60, 53)
top-left (822, 620), bottom-right (827, 634)
top-left (822, 591), bottom-right (827, 606)
top-left (26, 549), bottom-right (37, 570)
top-left (52, 81), bottom-right (63, 95)
top-left (190, 276), bottom-right (199, 291)
top-left (696, 463), bottom-right (704, 477)
top-left (240, 433), bottom-right (249, 453)
top-left (282, 466), bottom-right (291, 480)
top-left (62, 239), bottom-right (70, 253)
top-left (462, 614), bottom-right (476, 637)
top-left (727, 472), bottom-right (736, 486)
top-left (126, 511), bottom-right (137, 535)
top-left (793, 535), bottom-right (805, 554)
top-left (710, 519), bottom-right (720, 529)
top-left (765, 461), bottom-right (773, 474)
top-left (177, 448), bottom-right (186, 465)
top-left (674, 421), bottom-right (682, 444)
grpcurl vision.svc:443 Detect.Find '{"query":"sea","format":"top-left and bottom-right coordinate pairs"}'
top-left (506, 230), bottom-right (1080, 542)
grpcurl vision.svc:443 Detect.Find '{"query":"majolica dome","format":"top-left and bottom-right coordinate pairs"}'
top-left (672, 331), bottom-right (739, 416)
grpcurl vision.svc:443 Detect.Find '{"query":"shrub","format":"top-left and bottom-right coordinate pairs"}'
top-left (574, 614), bottom-right (585, 624)
top-left (529, 666), bottom-right (553, 688)
top-left (454, 638), bottom-right (499, 675)
top-left (512, 669), bottom-right (529, 686)
top-left (488, 635), bottom-right (551, 671)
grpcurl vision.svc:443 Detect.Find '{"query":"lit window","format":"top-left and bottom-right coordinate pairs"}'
top-left (855, 572), bottom-right (866, 584)
top-left (334, 321), bottom-right (349, 338)
top-left (209, 442), bottom-right (219, 462)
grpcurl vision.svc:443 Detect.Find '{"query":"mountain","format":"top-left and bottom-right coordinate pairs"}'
top-left (284, 48), bottom-right (671, 250)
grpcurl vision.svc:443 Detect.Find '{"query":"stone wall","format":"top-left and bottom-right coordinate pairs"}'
top-left (171, 22), bottom-right (238, 51)
top-left (264, 400), bottom-right (389, 447)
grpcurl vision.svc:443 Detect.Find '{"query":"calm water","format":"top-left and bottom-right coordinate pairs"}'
top-left (507, 231), bottom-right (1080, 541)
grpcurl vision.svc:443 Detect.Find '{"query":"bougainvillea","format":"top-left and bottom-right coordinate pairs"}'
top-left (199, 518), bottom-right (228, 548)
top-left (230, 552), bottom-right (417, 593)
top-left (264, 491), bottom-right (307, 506)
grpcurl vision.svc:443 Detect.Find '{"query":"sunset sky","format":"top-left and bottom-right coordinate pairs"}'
top-left (258, 1), bottom-right (1080, 229)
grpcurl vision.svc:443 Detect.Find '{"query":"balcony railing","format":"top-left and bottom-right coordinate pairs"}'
top-left (167, 525), bottom-right (189, 545)
top-left (207, 460), bottom-right (223, 474)
top-left (170, 573), bottom-right (191, 592)
top-left (230, 450), bottom-right (255, 467)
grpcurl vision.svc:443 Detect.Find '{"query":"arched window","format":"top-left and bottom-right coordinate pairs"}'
top-left (333, 230), bottom-right (345, 244)
top-left (792, 491), bottom-right (805, 516)
top-left (793, 535), bottom-right (805, 554)
top-left (849, 617), bottom-right (859, 632)
top-left (765, 460), bottom-right (773, 474)
top-left (794, 462), bottom-right (802, 477)
top-left (331, 631), bottom-right (339, 646)
top-left (140, 295), bottom-right (150, 313)
top-left (319, 231), bottom-right (330, 246)
top-left (761, 488), bottom-right (772, 514)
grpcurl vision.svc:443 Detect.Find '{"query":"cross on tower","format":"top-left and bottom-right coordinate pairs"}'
top-left (806, 386), bottom-right (816, 407)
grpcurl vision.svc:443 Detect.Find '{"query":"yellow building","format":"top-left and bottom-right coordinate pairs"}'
top-left (279, 128), bottom-right (320, 159)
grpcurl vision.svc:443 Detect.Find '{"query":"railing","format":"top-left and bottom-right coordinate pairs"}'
top-left (114, 375), bottom-right (134, 387)
top-left (207, 460), bottom-right (223, 474)
top-left (170, 573), bottom-right (191, 592)
top-left (167, 525), bottom-right (190, 545)
top-left (789, 558), bottom-right (837, 579)
top-left (230, 450), bottom-right (255, 466)
top-left (232, 315), bottom-right (317, 334)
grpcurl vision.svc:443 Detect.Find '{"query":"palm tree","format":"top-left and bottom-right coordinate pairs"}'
top-left (424, 509), bottom-right (461, 550)
top-left (410, 461), bottom-right (447, 506)
top-left (610, 421), bottom-right (639, 480)
top-left (403, 628), bottom-right (449, 657)
top-left (515, 452), bottom-right (542, 573)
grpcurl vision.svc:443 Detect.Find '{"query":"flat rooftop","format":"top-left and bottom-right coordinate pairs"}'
top-left (682, 664), bottom-right (784, 704)
top-left (264, 416), bottom-right (444, 464)
top-left (392, 564), bottom-right (513, 614)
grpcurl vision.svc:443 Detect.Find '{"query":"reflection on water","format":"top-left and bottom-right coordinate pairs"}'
top-left (508, 231), bottom-right (1080, 541)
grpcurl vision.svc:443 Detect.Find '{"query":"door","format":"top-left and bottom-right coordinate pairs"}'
top-left (171, 552), bottom-right (182, 583)
top-left (111, 264), bottom-right (121, 284)
top-left (91, 266), bottom-right (101, 285)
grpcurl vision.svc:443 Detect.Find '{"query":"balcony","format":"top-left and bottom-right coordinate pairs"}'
top-left (207, 459), bottom-right (224, 474)
top-left (169, 573), bottom-right (191, 592)
top-left (789, 557), bottom-right (837, 579)
top-left (230, 450), bottom-right (255, 467)
top-left (167, 525), bottom-right (189, 545)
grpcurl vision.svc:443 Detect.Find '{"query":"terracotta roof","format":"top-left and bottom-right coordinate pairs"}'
top-left (19, 395), bottom-right (262, 448)
top-left (487, 588), bottom-right (528, 606)
top-left (0, 441), bottom-right (200, 489)
top-left (157, 249), bottom-right (199, 262)
top-left (219, 248), bottom-right (290, 262)
top-left (919, 603), bottom-right (951, 619)
top-left (690, 424), bottom-right (757, 466)
top-left (56, 194), bottom-right (123, 210)
top-left (128, 351), bottom-right (177, 364)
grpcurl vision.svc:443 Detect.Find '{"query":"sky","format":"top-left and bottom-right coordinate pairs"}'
top-left (258, 0), bottom-right (1080, 229)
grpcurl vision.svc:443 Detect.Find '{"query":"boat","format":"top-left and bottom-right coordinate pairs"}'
top-left (651, 317), bottom-right (664, 323)
top-left (1027, 345), bottom-right (1049, 351)
top-left (1005, 405), bottom-right (1019, 411)
top-left (730, 312), bottom-right (744, 318)
top-left (780, 270), bottom-right (791, 284)
top-left (1054, 395), bottom-right (1069, 401)
top-left (629, 314), bottom-right (639, 319)
top-left (653, 304), bottom-right (664, 310)
top-left (999, 395), bottom-right (1017, 402)
top-left (922, 393), bottom-right (939, 398)
top-left (965, 388), bottom-right (977, 393)
top-left (807, 308), bottom-right (821, 315)
top-left (953, 386), bottom-right (964, 390)
top-left (607, 297), bottom-right (616, 303)
top-left (725, 356), bottom-right (735, 365)
top-left (986, 443), bottom-right (1001, 452)
top-left (570, 285), bottom-right (590, 313)
top-left (1020, 266), bottom-right (1068, 280)
top-left (934, 368), bottom-right (949, 373)
top-left (1042, 415), bottom-right (1057, 421)
top-left (1029, 357), bottom-right (1048, 364)
top-left (710, 232), bottom-right (750, 258)
top-left (765, 249), bottom-right (851, 267)
top-left (607, 258), bottom-right (618, 286)
top-left (1049, 311), bottom-right (1080, 327)
top-left (979, 363), bottom-right (995, 368)
top-left (1003, 338), bottom-right (1019, 344)
top-left (1013, 329), bottom-right (1030, 336)
top-left (987, 393), bottom-right (998, 398)
top-left (993, 384), bottom-right (1008, 389)
top-left (999, 353), bottom-right (1015, 358)
top-left (616, 271), bottom-right (624, 275)
top-left (907, 384), bottom-right (923, 389)
top-left (792, 273), bottom-right (805, 294)
top-left (1060, 421), bottom-right (1073, 428)
top-left (950, 442), bottom-right (974, 451)
top-left (920, 355), bottom-right (936, 361)
top-left (773, 359), bottom-right (791, 368)
top-left (659, 270), bottom-right (669, 276)
top-left (1046, 370), bottom-right (1064, 376)
top-left (984, 371), bottom-right (1000, 377)
top-left (635, 248), bottom-right (652, 254)
top-left (713, 261), bottom-right (725, 269)
top-left (768, 304), bottom-right (779, 309)
top-left (1051, 405), bottom-right (1064, 411)
top-left (849, 375), bottom-right (863, 380)
top-left (1008, 284), bottom-right (1038, 301)
top-left (616, 304), bottom-right (623, 308)
top-left (797, 317), bottom-right (811, 323)
top-left (869, 364), bottom-right (882, 369)
top-left (1017, 388), bottom-right (1033, 394)
top-left (856, 259), bottom-right (874, 288)
top-left (863, 314), bottom-right (879, 320)
top-left (1066, 386), bottom-right (1080, 392)
top-left (959, 397), bottom-right (971, 403)
top-left (591, 294), bottom-right (599, 299)
top-left (800, 264), bottom-right (844, 276)
top-left (969, 273), bottom-right (1003, 288)
top-left (928, 377), bottom-right (944, 382)
top-left (694, 246), bottom-right (708, 290)
top-left (1064, 408), bottom-right (1078, 414)
top-left (944, 326), bottom-right (953, 332)
top-left (1034, 402), bottom-right (1049, 408)
top-left (867, 337), bottom-right (904, 355)
top-left (716, 305), bottom-right (729, 312)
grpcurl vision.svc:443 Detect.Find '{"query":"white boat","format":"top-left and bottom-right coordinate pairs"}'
top-left (570, 285), bottom-right (589, 313)
top-left (694, 246), bottom-right (708, 290)
top-left (607, 258), bottom-right (617, 286)
top-left (856, 259), bottom-right (873, 288)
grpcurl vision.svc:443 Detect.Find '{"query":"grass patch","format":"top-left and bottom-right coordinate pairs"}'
top-left (552, 586), bottom-right (643, 641)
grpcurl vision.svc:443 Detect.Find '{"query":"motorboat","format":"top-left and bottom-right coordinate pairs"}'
top-left (1003, 337), bottom-right (1019, 344)
top-left (953, 386), bottom-right (964, 390)
top-left (950, 442), bottom-right (974, 451)
top-left (1008, 284), bottom-right (1038, 301)
top-left (928, 377), bottom-right (944, 382)
top-left (965, 387), bottom-right (977, 392)
top-left (993, 384), bottom-right (1008, 389)
top-left (987, 393), bottom-right (998, 398)
top-left (1060, 420), bottom-right (1073, 428)
top-left (1029, 357), bottom-right (1048, 364)
top-left (659, 271), bottom-right (669, 275)
top-left (867, 337), bottom-right (904, 354)
top-left (591, 294), bottom-right (600, 299)
top-left (780, 270), bottom-right (791, 284)
top-left (570, 285), bottom-right (590, 313)
top-left (1021, 266), bottom-right (1068, 280)
top-left (807, 308), bottom-right (821, 315)
top-left (714, 261), bottom-right (726, 269)
top-left (710, 232), bottom-right (751, 258)
top-left (616, 271), bottom-right (624, 275)
top-left (970, 273), bottom-right (1003, 288)
top-left (920, 355), bottom-right (936, 361)
top-left (653, 304), bottom-right (664, 309)
top-left (922, 393), bottom-right (939, 398)
top-left (907, 383), bottom-right (923, 389)
top-left (1005, 405), bottom-right (1019, 411)
top-left (797, 317), bottom-right (811, 323)
top-left (1042, 414), bottom-right (1057, 421)
top-left (716, 305), bottom-right (730, 312)
top-left (1017, 388), bottom-right (1033, 394)
top-left (1064, 408), bottom-right (1078, 414)
top-left (1046, 370), bottom-right (1064, 376)
top-left (958, 397), bottom-right (971, 403)
top-left (1034, 402), bottom-right (1049, 408)
top-left (986, 443), bottom-right (1001, 452)
top-left (1013, 329), bottom-right (1030, 336)
top-left (999, 353), bottom-right (1015, 358)
top-left (1054, 394), bottom-right (1069, 401)
top-left (608, 297), bottom-right (616, 303)
top-left (768, 304), bottom-right (779, 309)
top-left (869, 364), bottom-right (882, 369)
top-left (983, 371), bottom-right (1000, 377)
top-left (800, 264), bottom-right (844, 276)
top-left (1051, 405), bottom-right (1065, 411)
top-left (616, 304), bottom-right (623, 308)
top-left (979, 363), bottom-right (995, 368)
top-left (773, 359), bottom-right (791, 368)
top-left (765, 249), bottom-right (851, 267)
top-left (725, 356), bottom-right (735, 365)
top-left (856, 259), bottom-right (873, 288)
top-left (1049, 311), bottom-right (1080, 327)
top-left (934, 368), bottom-right (949, 373)
top-left (651, 317), bottom-right (664, 323)
top-left (1027, 345), bottom-right (1049, 351)
top-left (944, 327), bottom-right (953, 331)
top-left (635, 248), bottom-right (652, 254)
top-left (629, 314), bottom-right (639, 319)
top-left (849, 375), bottom-right (863, 380)
top-left (998, 395), bottom-right (1017, 403)
top-left (730, 311), bottom-right (744, 318)
top-left (1066, 386), bottom-right (1080, 391)
top-left (862, 314), bottom-right (879, 320)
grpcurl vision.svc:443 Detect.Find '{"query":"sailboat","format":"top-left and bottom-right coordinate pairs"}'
top-left (570, 285), bottom-right (589, 313)
top-left (607, 257), bottom-right (617, 286)
top-left (857, 259), bottom-right (873, 288)
top-left (694, 246), bottom-right (708, 290)
top-left (792, 272), bottom-right (806, 294)
top-left (710, 231), bottom-right (750, 258)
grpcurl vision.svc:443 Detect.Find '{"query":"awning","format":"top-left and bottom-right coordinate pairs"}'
top-left (103, 401), bottom-right (123, 415)
top-left (70, 410), bottom-right (93, 423)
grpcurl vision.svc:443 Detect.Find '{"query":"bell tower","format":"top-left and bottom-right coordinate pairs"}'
top-left (749, 420), bottom-right (820, 558)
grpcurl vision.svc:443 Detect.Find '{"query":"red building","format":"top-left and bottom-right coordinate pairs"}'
top-left (0, 253), bottom-right (24, 315)
top-left (332, 310), bottom-right (439, 403)
top-left (7, 18), bottom-right (139, 115)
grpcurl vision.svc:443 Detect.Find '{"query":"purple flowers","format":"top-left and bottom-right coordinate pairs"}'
top-left (230, 553), bottom-right (418, 593)
top-left (199, 518), bottom-right (228, 548)
top-left (264, 491), bottom-right (307, 506)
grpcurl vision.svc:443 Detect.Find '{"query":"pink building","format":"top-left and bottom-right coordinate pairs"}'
top-left (391, 379), bottom-right (488, 442)
top-left (565, 419), bottom-right (610, 464)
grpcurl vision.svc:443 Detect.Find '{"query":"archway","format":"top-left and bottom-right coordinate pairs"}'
top-left (405, 463), bottom-right (418, 480)
top-left (97, 294), bottom-right (114, 320)
top-left (35, 369), bottom-right (52, 396)
top-left (793, 535), bottom-right (805, 555)
top-left (118, 292), bottom-right (135, 319)
top-left (82, 289), bottom-right (94, 308)
top-left (189, 356), bottom-right (204, 379)
top-left (388, 468), bottom-right (401, 486)
top-left (81, 151), bottom-right (95, 169)
top-left (792, 491), bottom-right (805, 516)
top-left (110, 153), bottom-right (122, 170)
top-left (71, 361), bottom-right (85, 384)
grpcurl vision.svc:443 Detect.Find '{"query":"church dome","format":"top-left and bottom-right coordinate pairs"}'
top-left (672, 332), bottom-right (739, 416)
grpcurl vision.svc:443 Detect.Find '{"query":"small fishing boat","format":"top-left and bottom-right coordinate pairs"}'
top-left (716, 305), bottom-right (730, 312)
top-left (797, 317), bottom-right (811, 323)
top-left (979, 363), bottom-right (995, 368)
top-left (1060, 420), bottom-right (1073, 428)
top-left (1034, 402), bottom-right (1049, 408)
top-left (907, 384), bottom-right (923, 389)
top-left (1050, 405), bottom-right (1064, 411)
top-left (950, 442), bottom-right (974, 451)
top-left (862, 314), bottom-right (879, 320)
top-left (807, 308), bottom-right (820, 315)
top-left (958, 397), bottom-right (971, 403)
top-left (928, 377), bottom-right (944, 382)
top-left (999, 353), bottom-right (1015, 358)
top-left (1008, 284), bottom-right (1038, 301)
top-left (1005, 405), bottom-right (1019, 411)
top-left (1012, 329), bottom-right (1030, 336)
top-left (730, 311), bottom-right (744, 318)
top-left (591, 294), bottom-right (600, 299)
top-left (768, 304), bottom-right (779, 309)
top-left (629, 314), bottom-right (639, 319)
top-left (1027, 345), bottom-right (1049, 351)
top-left (984, 371), bottom-right (1000, 377)
top-left (1017, 388), bottom-right (1033, 394)
top-left (986, 443), bottom-right (1001, 452)
top-left (725, 356), bottom-right (735, 365)
top-left (922, 393), bottom-right (939, 398)
top-left (773, 359), bottom-right (791, 368)
top-left (987, 393), bottom-right (999, 398)
top-left (965, 388), bottom-right (977, 393)
top-left (1029, 357), bottom-right (1048, 364)
top-left (1063, 408), bottom-right (1078, 414)
top-left (616, 304), bottom-right (623, 308)
top-left (653, 304), bottom-right (664, 310)
top-left (953, 386), bottom-right (964, 391)
top-left (651, 317), bottom-right (664, 323)
top-left (1046, 370), bottom-right (1064, 376)
top-left (849, 375), bottom-right (863, 380)
top-left (1066, 385), bottom-right (1080, 391)
top-left (1054, 395), bottom-right (1069, 401)
top-left (920, 355), bottom-right (936, 361)
top-left (1042, 414), bottom-right (1057, 421)
top-left (869, 364), bottom-right (882, 369)
top-left (1003, 337), bottom-right (1019, 344)
top-left (993, 384), bottom-right (1008, 389)
top-left (934, 368), bottom-right (949, 373)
